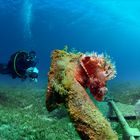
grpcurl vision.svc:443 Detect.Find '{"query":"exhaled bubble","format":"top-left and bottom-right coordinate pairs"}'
top-left (23, 0), bottom-right (33, 39)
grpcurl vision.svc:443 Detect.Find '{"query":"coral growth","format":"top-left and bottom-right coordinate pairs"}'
top-left (46, 49), bottom-right (117, 140)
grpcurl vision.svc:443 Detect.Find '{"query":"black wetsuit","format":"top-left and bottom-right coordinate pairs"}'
top-left (0, 51), bottom-right (36, 79)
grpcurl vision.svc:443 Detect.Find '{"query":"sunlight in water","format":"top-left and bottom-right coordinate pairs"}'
top-left (23, 0), bottom-right (33, 39)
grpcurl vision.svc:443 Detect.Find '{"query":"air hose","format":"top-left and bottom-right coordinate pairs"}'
top-left (13, 52), bottom-right (24, 77)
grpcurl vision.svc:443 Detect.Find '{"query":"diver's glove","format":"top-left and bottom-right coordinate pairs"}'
top-left (26, 67), bottom-right (39, 82)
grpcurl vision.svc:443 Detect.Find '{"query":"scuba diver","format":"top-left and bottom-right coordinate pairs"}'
top-left (0, 51), bottom-right (39, 82)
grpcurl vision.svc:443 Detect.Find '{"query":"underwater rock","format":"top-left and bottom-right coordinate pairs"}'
top-left (46, 49), bottom-right (117, 140)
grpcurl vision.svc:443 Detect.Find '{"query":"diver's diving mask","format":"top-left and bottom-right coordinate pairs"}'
top-left (27, 51), bottom-right (36, 62)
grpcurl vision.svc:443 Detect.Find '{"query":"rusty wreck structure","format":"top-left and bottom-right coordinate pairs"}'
top-left (46, 49), bottom-right (118, 140)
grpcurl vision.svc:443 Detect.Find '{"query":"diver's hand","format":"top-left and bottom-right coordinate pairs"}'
top-left (26, 67), bottom-right (39, 82)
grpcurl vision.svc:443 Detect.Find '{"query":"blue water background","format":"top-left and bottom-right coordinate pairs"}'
top-left (0, 0), bottom-right (140, 86)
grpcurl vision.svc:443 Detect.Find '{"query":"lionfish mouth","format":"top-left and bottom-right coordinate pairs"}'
top-left (94, 87), bottom-right (108, 101)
